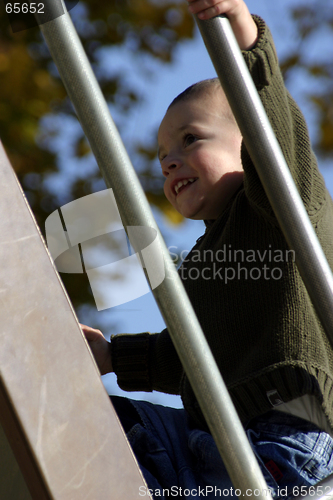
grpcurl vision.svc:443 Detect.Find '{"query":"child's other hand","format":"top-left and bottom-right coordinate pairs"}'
top-left (80, 323), bottom-right (113, 375)
top-left (186, 0), bottom-right (258, 50)
top-left (187, 0), bottom-right (244, 21)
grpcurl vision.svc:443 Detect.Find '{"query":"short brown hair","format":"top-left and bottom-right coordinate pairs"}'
top-left (168, 78), bottom-right (237, 126)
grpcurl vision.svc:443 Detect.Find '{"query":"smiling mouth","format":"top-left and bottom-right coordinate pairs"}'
top-left (174, 178), bottom-right (198, 196)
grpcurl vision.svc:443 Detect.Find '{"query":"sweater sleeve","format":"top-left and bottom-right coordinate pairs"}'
top-left (111, 327), bottom-right (183, 394)
top-left (241, 16), bottom-right (326, 220)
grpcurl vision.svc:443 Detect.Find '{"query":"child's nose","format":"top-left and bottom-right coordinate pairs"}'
top-left (162, 156), bottom-right (183, 176)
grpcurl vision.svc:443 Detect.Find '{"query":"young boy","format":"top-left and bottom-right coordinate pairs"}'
top-left (81, 0), bottom-right (333, 497)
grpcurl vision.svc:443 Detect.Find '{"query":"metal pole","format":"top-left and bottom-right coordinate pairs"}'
top-left (196, 15), bottom-right (333, 342)
top-left (36, 5), bottom-right (272, 498)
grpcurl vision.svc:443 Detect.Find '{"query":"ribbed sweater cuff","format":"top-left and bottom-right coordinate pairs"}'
top-left (228, 363), bottom-right (333, 428)
top-left (111, 333), bottom-right (152, 392)
top-left (242, 15), bottom-right (278, 88)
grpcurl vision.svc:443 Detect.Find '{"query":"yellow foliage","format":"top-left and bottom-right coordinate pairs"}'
top-left (163, 203), bottom-right (185, 225)
top-left (146, 191), bottom-right (184, 225)
top-left (76, 137), bottom-right (92, 157)
top-left (33, 70), bottom-right (52, 89)
top-left (0, 53), bottom-right (10, 72)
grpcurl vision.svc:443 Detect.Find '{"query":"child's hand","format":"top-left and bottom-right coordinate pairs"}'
top-left (186, 0), bottom-right (258, 50)
top-left (80, 323), bottom-right (113, 375)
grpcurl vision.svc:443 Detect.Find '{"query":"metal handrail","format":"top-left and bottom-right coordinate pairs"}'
top-left (35, 4), bottom-right (271, 498)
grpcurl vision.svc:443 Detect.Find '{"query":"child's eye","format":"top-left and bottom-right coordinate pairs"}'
top-left (183, 133), bottom-right (197, 147)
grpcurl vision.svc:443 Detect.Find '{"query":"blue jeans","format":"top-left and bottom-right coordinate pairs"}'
top-left (111, 396), bottom-right (333, 499)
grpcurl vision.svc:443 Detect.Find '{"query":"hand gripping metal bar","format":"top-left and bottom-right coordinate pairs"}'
top-left (196, 15), bottom-right (333, 343)
top-left (35, 3), bottom-right (272, 498)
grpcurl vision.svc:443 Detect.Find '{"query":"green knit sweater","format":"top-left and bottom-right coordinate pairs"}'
top-left (111, 17), bottom-right (333, 429)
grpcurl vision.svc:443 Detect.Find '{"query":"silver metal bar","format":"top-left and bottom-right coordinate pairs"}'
top-left (196, 15), bottom-right (333, 342)
top-left (36, 6), bottom-right (272, 498)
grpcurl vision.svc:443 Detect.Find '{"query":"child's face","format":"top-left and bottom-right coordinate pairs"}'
top-left (158, 91), bottom-right (244, 220)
